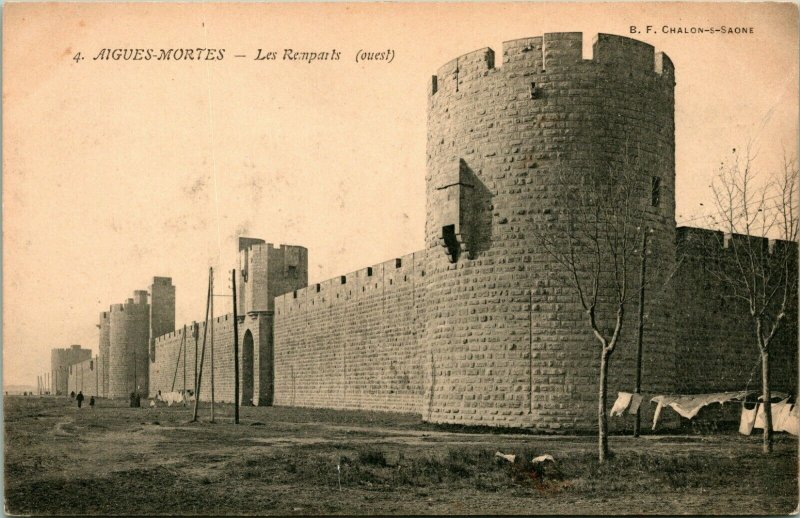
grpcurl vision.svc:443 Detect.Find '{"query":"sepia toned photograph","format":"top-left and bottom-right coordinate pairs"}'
top-left (3, 2), bottom-right (798, 515)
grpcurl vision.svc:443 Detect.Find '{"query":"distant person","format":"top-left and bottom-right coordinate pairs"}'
top-left (76, 391), bottom-right (84, 408)
top-left (89, 396), bottom-right (95, 409)
top-left (70, 391), bottom-right (75, 399)
top-left (129, 392), bottom-right (136, 408)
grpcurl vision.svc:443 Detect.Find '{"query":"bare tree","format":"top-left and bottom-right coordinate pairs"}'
top-left (539, 150), bottom-right (654, 463)
top-left (704, 146), bottom-right (798, 453)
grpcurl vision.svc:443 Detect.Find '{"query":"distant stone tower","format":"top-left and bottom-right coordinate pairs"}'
top-left (149, 277), bottom-right (176, 362)
top-left (423, 33), bottom-right (676, 430)
top-left (51, 344), bottom-right (92, 395)
top-left (237, 237), bottom-right (308, 405)
top-left (97, 311), bottom-right (111, 397)
top-left (237, 238), bottom-right (308, 315)
top-left (108, 292), bottom-right (150, 398)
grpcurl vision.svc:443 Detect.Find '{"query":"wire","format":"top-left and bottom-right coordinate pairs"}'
top-left (200, 5), bottom-right (223, 269)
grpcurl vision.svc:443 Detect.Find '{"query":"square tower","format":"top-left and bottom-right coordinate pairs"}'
top-left (149, 277), bottom-right (175, 339)
top-left (237, 237), bottom-right (308, 314)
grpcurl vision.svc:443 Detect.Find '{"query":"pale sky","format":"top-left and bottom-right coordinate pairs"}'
top-left (3, 2), bottom-right (798, 386)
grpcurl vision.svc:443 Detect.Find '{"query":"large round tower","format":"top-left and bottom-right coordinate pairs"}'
top-left (108, 292), bottom-right (150, 399)
top-left (423, 33), bottom-right (676, 430)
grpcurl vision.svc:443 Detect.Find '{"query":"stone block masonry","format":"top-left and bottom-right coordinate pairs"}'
top-left (149, 277), bottom-right (176, 362)
top-left (98, 312), bottom-right (111, 397)
top-left (67, 355), bottom-right (105, 399)
top-left (148, 239), bottom-right (305, 407)
top-left (273, 252), bottom-right (427, 414)
top-left (107, 293), bottom-right (150, 399)
top-left (424, 33), bottom-right (676, 430)
top-left (266, 32), bottom-right (795, 430)
top-left (56, 32), bottom-right (798, 432)
top-left (674, 227), bottom-right (798, 394)
top-left (149, 313), bottom-right (272, 405)
top-left (238, 241), bottom-right (308, 314)
top-left (51, 345), bottom-right (92, 396)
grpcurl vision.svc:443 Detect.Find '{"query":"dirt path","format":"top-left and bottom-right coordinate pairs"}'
top-left (5, 396), bottom-right (798, 515)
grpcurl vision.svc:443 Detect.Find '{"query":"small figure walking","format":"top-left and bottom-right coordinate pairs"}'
top-left (76, 391), bottom-right (84, 408)
top-left (70, 391), bottom-right (75, 399)
top-left (89, 396), bottom-right (95, 409)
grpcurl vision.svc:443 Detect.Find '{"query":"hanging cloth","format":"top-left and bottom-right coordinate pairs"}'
top-left (739, 405), bottom-right (758, 435)
top-left (651, 397), bottom-right (665, 430)
top-left (772, 402), bottom-right (793, 432)
top-left (784, 406), bottom-right (800, 436)
top-left (610, 392), bottom-right (633, 417)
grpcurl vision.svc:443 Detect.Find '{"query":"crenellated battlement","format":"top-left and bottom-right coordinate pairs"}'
top-left (236, 238), bottom-right (308, 314)
top-left (274, 250), bottom-right (424, 314)
top-left (677, 226), bottom-right (798, 257)
top-left (136, 35), bottom-right (795, 429)
top-left (430, 32), bottom-right (673, 97)
top-left (109, 291), bottom-right (149, 313)
top-left (153, 315), bottom-right (236, 344)
top-left (424, 30), bottom-right (679, 429)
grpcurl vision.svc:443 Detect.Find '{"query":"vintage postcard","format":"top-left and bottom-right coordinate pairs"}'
top-left (3, 2), bottom-right (798, 515)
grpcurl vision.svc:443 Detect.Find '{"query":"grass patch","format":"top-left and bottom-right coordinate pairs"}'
top-left (224, 443), bottom-right (798, 501)
top-left (357, 448), bottom-right (387, 467)
top-left (5, 396), bottom-right (798, 515)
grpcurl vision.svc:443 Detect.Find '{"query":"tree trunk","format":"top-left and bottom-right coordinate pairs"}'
top-left (760, 349), bottom-right (773, 453)
top-left (598, 347), bottom-right (610, 463)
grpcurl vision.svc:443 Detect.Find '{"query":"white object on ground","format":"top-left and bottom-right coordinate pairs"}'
top-left (495, 452), bottom-right (516, 463)
top-left (531, 454), bottom-right (555, 465)
top-left (160, 391), bottom-right (185, 406)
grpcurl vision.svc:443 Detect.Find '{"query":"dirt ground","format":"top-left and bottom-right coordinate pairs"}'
top-left (4, 396), bottom-right (798, 515)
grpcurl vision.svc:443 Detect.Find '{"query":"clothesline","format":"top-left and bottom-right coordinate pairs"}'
top-left (609, 389), bottom-right (798, 435)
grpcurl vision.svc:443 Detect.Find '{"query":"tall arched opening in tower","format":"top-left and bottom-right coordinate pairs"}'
top-left (241, 330), bottom-right (254, 406)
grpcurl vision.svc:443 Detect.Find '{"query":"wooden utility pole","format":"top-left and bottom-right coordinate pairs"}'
top-left (192, 268), bottom-right (212, 422)
top-left (193, 321), bottom-right (198, 398)
top-left (183, 324), bottom-right (187, 402)
top-left (210, 270), bottom-right (216, 423)
top-left (132, 330), bottom-right (137, 397)
top-left (171, 328), bottom-right (186, 393)
top-left (633, 228), bottom-right (649, 438)
top-left (232, 269), bottom-right (240, 424)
